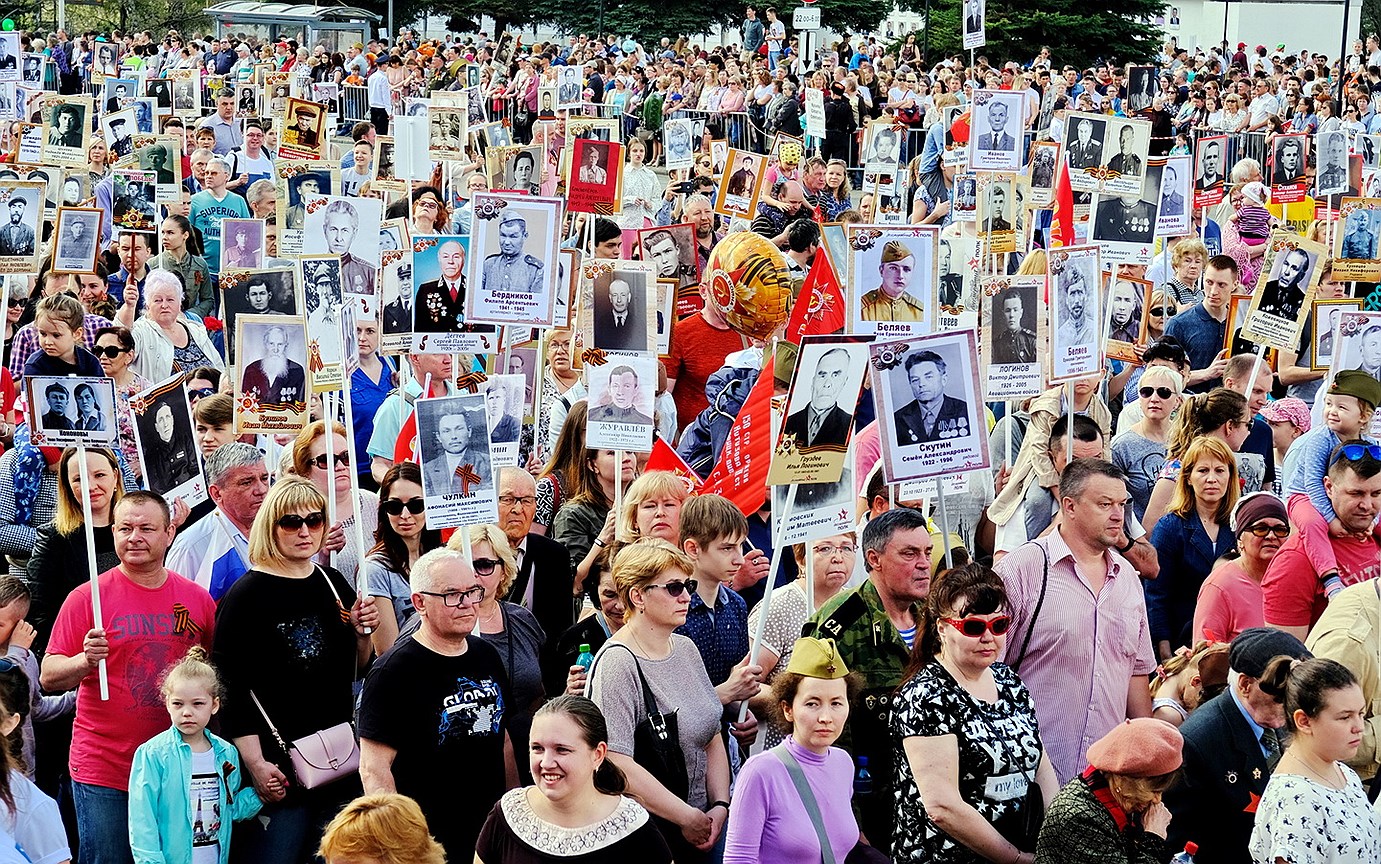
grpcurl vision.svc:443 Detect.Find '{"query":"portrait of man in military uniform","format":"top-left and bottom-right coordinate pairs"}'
top-left (285, 103), bottom-right (323, 151)
top-left (991, 286), bottom-right (1037, 364)
top-left (0, 193), bottom-right (34, 257)
top-left (1093, 190), bottom-right (1156, 245)
top-left (320, 199), bottom-right (376, 295)
top-left (859, 239), bottom-right (926, 323)
top-left (1342, 208), bottom-right (1380, 261)
top-left (285, 173), bottom-right (327, 230)
top-left (1259, 246), bottom-right (1314, 322)
top-left (240, 324), bottom-right (307, 409)
top-left (894, 349), bottom-right (971, 445)
top-left (588, 364), bottom-right (654, 426)
top-left (936, 240), bottom-right (963, 308)
top-left (1066, 117), bottom-right (1104, 171)
top-left (1317, 131), bottom-right (1350, 195)
top-left (1107, 278), bottom-right (1147, 344)
top-left (980, 182), bottom-right (1012, 234)
top-left (481, 210), bottom-right (544, 295)
top-left (1159, 162), bottom-right (1185, 217)
top-left (1105, 123), bottom-right (1143, 178)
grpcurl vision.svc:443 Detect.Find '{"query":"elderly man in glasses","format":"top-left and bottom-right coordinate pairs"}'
top-left (495, 466), bottom-right (573, 644)
top-left (359, 547), bottom-right (518, 861)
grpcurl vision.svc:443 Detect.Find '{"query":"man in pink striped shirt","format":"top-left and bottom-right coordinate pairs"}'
top-left (995, 458), bottom-right (1156, 782)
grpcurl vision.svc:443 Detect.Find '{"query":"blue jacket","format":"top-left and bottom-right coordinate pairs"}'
top-left (1147, 510), bottom-right (1237, 647)
top-left (128, 727), bottom-right (263, 864)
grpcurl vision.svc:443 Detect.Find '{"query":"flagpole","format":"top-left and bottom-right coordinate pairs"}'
top-left (341, 382), bottom-right (371, 634)
top-left (936, 482), bottom-right (953, 569)
top-left (77, 445), bottom-right (109, 701)
top-left (614, 449), bottom-right (624, 537)
top-left (741, 483), bottom-right (797, 723)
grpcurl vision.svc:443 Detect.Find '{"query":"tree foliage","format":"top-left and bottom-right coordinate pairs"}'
top-left (897, 0), bottom-right (1166, 70)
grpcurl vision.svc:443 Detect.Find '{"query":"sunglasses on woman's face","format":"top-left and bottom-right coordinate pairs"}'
top-left (312, 451), bottom-right (350, 470)
top-left (472, 557), bottom-right (502, 576)
top-left (276, 511), bottom-right (326, 531)
top-left (1140, 386), bottom-right (1175, 399)
top-left (92, 345), bottom-right (129, 358)
top-left (382, 497), bottom-right (425, 516)
top-left (1244, 522), bottom-right (1290, 538)
top-left (645, 578), bottom-right (698, 598)
top-left (1149, 306), bottom-right (1175, 317)
top-left (189, 387), bottom-right (216, 400)
top-left (943, 615), bottom-right (1013, 637)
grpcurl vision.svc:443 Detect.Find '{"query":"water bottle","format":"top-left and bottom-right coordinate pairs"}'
top-left (854, 756), bottom-right (873, 796)
top-left (1170, 842), bottom-right (1198, 863)
top-left (576, 644), bottom-right (595, 671)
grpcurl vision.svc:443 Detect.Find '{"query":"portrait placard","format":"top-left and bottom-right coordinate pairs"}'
top-left (1333, 198), bottom-right (1381, 281)
top-left (869, 330), bottom-right (989, 483)
top-left (101, 106), bottom-right (136, 160)
top-left (862, 120), bottom-right (902, 175)
top-left (415, 392), bottom-right (498, 529)
top-left (962, 0), bottom-right (986, 48)
top-left (280, 97), bottom-right (326, 160)
top-left (567, 139), bottom-right (622, 214)
top-left (25, 376), bottom-right (117, 447)
top-left (1104, 275), bottom-right (1153, 362)
top-left (380, 220), bottom-right (414, 352)
top-left (111, 169), bottom-right (157, 232)
top-left (301, 255), bottom-right (346, 392)
top-left (234, 82), bottom-right (258, 118)
top-left (424, 105), bottom-right (466, 165)
top-left (663, 119), bottom-right (696, 172)
top-left (1311, 299), bottom-right (1364, 371)
top-left (556, 65), bottom-right (582, 109)
top-left (976, 173), bottom-right (1016, 254)
top-left (935, 235), bottom-right (978, 332)
top-left (715, 149), bottom-right (766, 219)
top-left (134, 135), bottom-right (181, 201)
top-left (554, 247), bottom-right (579, 328)
top-left (481, 373), bottom-right (525, 467)
top-left (1359, 134), bottom-right (1381, 170)
top-left (638, 223), bottom-right (700, 297)
top-left (584, 350), bottom-right (657, 453)
top-left (41, 96), bottom-right (91, 167)
top-left (0, 180), bottom-right (42, 273)
top-left (979, 274), bottom-right (1046, 400)
top-left (1226, 294), bottom-right (1255, 357)
top-left (579, 259), bottom-right (658, 354)
top-left (1028, 141), bottom-right (1060, 207)
top-left (1099, 117), bottom-right (1152, 197)
top-left (1194, 135), bottom-right (1227, 207)
top-left (1089, 182), bottom-right (1157, 265)
top-left (168, 71), bottom-right (200, 117)
top-left (487, 144), bottom-right (543, 196)
top-left (51, 207), bottom-right (102, 275)
top-left (372, 136), bottom-right (405, 193)
top-left (1324, 312), bottom-right (1381, 437)
top-left (300, 194), bottom-right (383, 296)
top-left (219, 218), bottom-right (265, 271)
top-left (1048, 245), bottom-right (1103, 382)
top-left (1155, 156), bottom-right (1192, 237)
top-left (275, 161), bottom-right (338, 255)
top-left (130, 374), bottom-right (207, 507)
top-left (219, 267), bottom-right (300, 364)
top-left (235, 315), bottom-right (310, 434)
top-left (846, 223), bottom-right (937, 339)
top-left (655, 279), bottom-right (674, 356)
top-left (1125, 66), bottom-right (1156, 114)
top-left (768, 336), bottom-right (870, 487)
top-left (1242, 231), bottom-right (1327, 351)
top-left (465, 194), bottom-right (560, 327)
top-left (411, 234), bottom-right (498, 354)
top-left (1268, 133), bottom-right (1310, 203)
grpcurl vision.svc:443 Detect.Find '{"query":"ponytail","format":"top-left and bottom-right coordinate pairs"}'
top-left (1257, 656), bottom-right (1357, 732)
top-left (593, 755), bottom-right (627, 796)
top-left (1168, 388), bottom-right (1248, 459)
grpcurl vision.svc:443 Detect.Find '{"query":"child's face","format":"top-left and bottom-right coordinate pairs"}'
top-left (1324, 393), bottom-right (1368, 432)
top-left (35, 315), bottom-right (77, 359)
top-left (195, 420), bottom-right (235, 458)
top-left (0, 597), bottom-right (28, 647)
top-left (692, 532), bottom-right (746, 585)
top-left (165, 679), bottom-right (219, 739)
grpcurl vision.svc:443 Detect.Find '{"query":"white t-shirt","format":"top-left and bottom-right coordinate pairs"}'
top-left (190, 747), bottom-right (221, 864)
top-left (5, 770), bottom-right (70, 864)
top-left (767, 20), bottom-right (785, 52)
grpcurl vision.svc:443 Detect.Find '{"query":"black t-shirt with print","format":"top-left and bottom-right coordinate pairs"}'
top-left (359, 635), bottom-right (511, 857)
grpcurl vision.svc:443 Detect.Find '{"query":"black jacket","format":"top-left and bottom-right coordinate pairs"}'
top-left (505, 532), bottom-right (574, 650)
top-left (28, 522), bottom-right (120, 655)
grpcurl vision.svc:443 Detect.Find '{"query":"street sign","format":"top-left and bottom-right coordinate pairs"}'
top-left (793, 6), bottom-right (821, 29)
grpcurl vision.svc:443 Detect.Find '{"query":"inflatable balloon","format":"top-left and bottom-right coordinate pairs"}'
top-left (778, 139), bottom-right (803, 167)
top-left (705, 231), bottom-right (792, 340)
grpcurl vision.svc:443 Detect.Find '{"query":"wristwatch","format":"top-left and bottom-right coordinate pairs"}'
top-left (707, 800), bottom-right (730, 813)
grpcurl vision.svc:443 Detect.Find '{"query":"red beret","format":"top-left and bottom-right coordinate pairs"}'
top-left (1087, 719), bottom-right (1183, 777)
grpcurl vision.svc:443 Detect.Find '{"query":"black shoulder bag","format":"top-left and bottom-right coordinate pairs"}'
top-left (1010, 542), bottom-right (1049, 674)
top-left (593, 642), bottom-right (689, 800)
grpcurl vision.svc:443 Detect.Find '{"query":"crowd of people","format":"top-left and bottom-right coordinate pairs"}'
top-left (3, 11), bottom-right (1381, 864)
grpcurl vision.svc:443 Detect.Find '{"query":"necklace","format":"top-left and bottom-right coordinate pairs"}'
top-left (479, 603), bottom-right (503, 630)
top-left (1286, 749), bottom-right (1344, 789)
top-left (629, 623), bottom-right (670, 660)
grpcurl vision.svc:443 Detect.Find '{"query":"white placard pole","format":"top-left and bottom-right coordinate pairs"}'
top-left (77, 446), bottom-right (109, 701)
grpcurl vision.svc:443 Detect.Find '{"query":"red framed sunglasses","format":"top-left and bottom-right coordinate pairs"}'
top-left (942, 615), bottom-right (1013, 637)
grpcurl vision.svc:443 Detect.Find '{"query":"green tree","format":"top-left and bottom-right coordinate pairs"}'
top-left (899, 0), bottom-right (1166, 70)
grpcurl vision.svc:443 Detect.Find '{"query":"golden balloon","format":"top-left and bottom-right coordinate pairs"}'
top-left (705, 231), bottom-right (792, 340)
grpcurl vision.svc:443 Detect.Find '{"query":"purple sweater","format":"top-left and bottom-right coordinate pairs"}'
top-left (723, 737), bottom-right (858, 864)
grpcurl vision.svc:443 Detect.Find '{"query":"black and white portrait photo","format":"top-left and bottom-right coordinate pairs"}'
top-left (235, 316), bottom-right (309, 433)
top-left (1195, 135), bottom-right (1227, 191)
top-left (1317, 131), bottom-right (1351, 196)
top-left (25, 376), bottom-right (117, 446)
top-left (482, 373), bottom-right (524, 467)
top-left (132, 376), bottom-right (204, 501)
top-left (968, 90), bottom-right (1024, 171)
top-left (863, 121), bottom-right (902, 172)
top-left (1156, 156), bottom-right (1192, 237)
top-left (1243, 235), bottom-right (1328, 351)
top-left (1049, 246), bottom-right (1102, 381)
top-left (990, 282), bottom-right (1039, 366)
top-left (112, 170), bottom-right (157, 231)
top-left (146, 78), bottom-right (171, 110)
top-left (51, 207), bottom-right (101, 274)
top-left (1360, 134), bottom-right (1381, 170)
top-left (220, 268), bottom-right (298, 361)
top-left (281, 168), bottom-right (334, 232)
top-left (302, 256), bottom-right (345, 389)
top-left (937, 239), bottom-right (964, 308)
top-left (466, 195), bottom-right (559, 327)
top-left (301, 195), bottom-right (383, 297)
top-left (1126, 66), bottom-right (1156, 114)
top-left (1065, 114), bottom-right (1106, 177)
top-left (870, 331), bottom-right (988, 483)
top-left (1311, 301), bottom-right (1362, 371)
top-left (717, 148), bottom-right (763, 217)
top-left (0, 183), bottom-right (38, 266)
top-left (663, 119), bottom-right (695, 172)
top-left (492, 145), bottom-right (542, 196)
top-left (416, 392), bottom-right (498, 529)
top-left (979, 176), bottom-right (1013, 235)
top-left (557, 65), bottom-right (582, 109)
top-left (1270, 134), bottom-right (1308, 186)
top-left (42, 99), bottom-right (88, 165)
top-left (137, 141), bottom-right (177, 186)
top-left (281, 98), bottom-right (326, 159)
top-left (20, 53), bottom-right (41, 86)
top-left (1029, 142), bottom-right (1059, 195)
top-left (1103, 120), bottom-right (1146, 178)
top-left (0, 34), bottom-right (20, 83)
top-left (589, 266), bottom-right (654, 352)
top-left (585, 352), bottom-right (657, 452)
top-left (1340, 203), bottom-right (1381, 261)
top-left (769, 337), bottom-right (869, 486)
top-left (639, 224), bottom-right (699, 293)
top-left (962, 0), bottom-right (985, 48)
top-left (411, 234), bottom-right (497, 354)
top-left (235, 83), bottom-right (258, 118)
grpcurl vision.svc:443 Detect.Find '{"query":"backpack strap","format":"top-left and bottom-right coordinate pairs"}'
top-left (1011, 542), bottom-right (1049, 675)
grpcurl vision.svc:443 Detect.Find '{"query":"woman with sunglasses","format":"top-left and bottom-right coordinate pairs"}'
top-left (444, 524), bottom-right (547, 780)
top-left (1111, 365), bottom-right (1183, 522)
top-left (892, 563), bottom-right (1058, 864)
top-left (1142, 387), bottom-right (1257, 529)
top-left (1147, 436), bottom-right (1240, 661)
top-left (554, 445), bottom-right (637, 600)
top-left (1192, 493), bottom-right (1289, 644)
top-left (586, 538), bottom-right (729, 863)
top-left (408, 185), bottom-right (451, 235)
top-left (1145, 290), bottom-right (1177, 343)
top-left (291, 420), bottom-right (376, 585)
top-left (364, 462), bottom-right (441, 655)
top-left (94, 324), bottom-right (150, 484)
top-left (212, 477), bottom-right (379, 864)
top-left (2, 278), bottom-right (28, 369)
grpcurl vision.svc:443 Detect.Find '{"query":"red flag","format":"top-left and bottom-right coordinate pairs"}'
top-left (1050, 158), bottom-right (1075, 248)
top-left (644, 438), bottom-right (703, 493)
top-left (783, 248), bottom-right (846, 344)
top-left (701, 357), bottom-right (775, 516)
top-left (393, 411), bottom-right (419, 465)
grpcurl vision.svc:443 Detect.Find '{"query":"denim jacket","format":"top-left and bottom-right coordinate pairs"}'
top-left (128, 727), bottom-right (263, 864)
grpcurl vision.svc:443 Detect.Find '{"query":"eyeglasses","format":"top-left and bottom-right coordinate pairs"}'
top-left (472, 557), bottom-right (502, 576)
top-left (811, 543), bottom-right (857, 557)
top-left (419, 586), bottom-right (485, 607)
top-left (312, 451), bottom-right (350, 470)
top-left (1244, 522), bottom-right (1291, 538)
top-left (1139, 386), bottom-right (1175, 399)
top-left (942, 615), bottom-right (1013, 637)
top-left (1149, 306), bottom-right (1176, 317)
top-left (92, 345), bottom-right (130, 358)
top-left (6, 297), bottom-right (24, 308)
top-left (644, 578), bottom-right (697, 597)
top-left (1333, 442), bottom-right (1381, 464)
top-left (276, 511), bottom-right (326, 531)
top-left (381, 497), bottom-right (425, 516)
top-left (498, 494), bottom-right (537, 509)
top-left (189, 387), bottom-right (216, 400)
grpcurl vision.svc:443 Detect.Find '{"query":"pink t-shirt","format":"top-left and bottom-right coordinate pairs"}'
top-left (1192, 558), bottom-right (1265, 643)
top-left (48, 567), bottom-right (216, 790)
top-left (1261, 530), bottom-right (1381, 630)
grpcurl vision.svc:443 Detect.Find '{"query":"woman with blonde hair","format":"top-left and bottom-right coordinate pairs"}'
top-left (1146, 289), bottom-right (1177, 342)
top-left (1111, 364), bottom-right (1183, 521)
top-left (212, 477), bottom-right (379, 862)
top-left (1142, 387), bottom-right (1255, 527)
top-left (1164, 238), bottom-right (1208, 306)
top-left (618, 470), bottom-right (693, 543)
top-left (290, 419), bottom-right (377, 582)
top-left (320, 793), bottom-right (446, 864)
top-left (586, 538), bottom-right (729, 863)
top-left (1148, 436), bottom-right (1240, 660)
top-left (1148, 640), bottom-right (1231, 726)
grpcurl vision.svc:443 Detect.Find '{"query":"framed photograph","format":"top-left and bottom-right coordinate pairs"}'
top-left (1028, 141), bottom-right (1060, 207)
top-left (465, 193), bottom-right (560, 327)
top-left (220, 218), bottom-right (265, 271)
top-left (847, 223), bottom-right (938, 338)
top-left (1104, 274), bottom-right (1153, 362)
top-left (1333, 198), bottom-right (1381, 281)
top-left (1048, 245), bottom-right (1103, 382)
top-left (501, 346), bottom-right (540, 422)
top-left (1311, 298), bottom-right (1364, 371)
top-left (962, 0), bottom-right (986, 47)
top-left (145, 78), bottom-right (172, 111)
top-left (59, 171), bottom-right (90, 207)
top-left (94, 42), bottom-right (120, 77)
top-left (968, 90), bottom-right (1025, 172)
top-left (0, 33), bottom-right (20, 84)
top-left (714, 148), bottom-right (766, 219)
top-left (977, 173), bottom-right (1016, 254)
top-left (411, 234), bottom-right (498, 354)
top-left (1358, 133), bottom-right (1381, 170)
top-left (768, 336), bottom-right (869, 486)
top-left (0, 181), bottom-right (41, 273)
top-left (130, 374), bottom-right (207, 507)
top-left (1065, 113), bottom-right (1107, 188)
top-left (219, 267), bottom-right (299, 363)
top-left (427, 105), bottom-right (466, 163)
top-left (567, 139), bottom-right (622, 214)
top-left (487, 144), bottom-right (543, 196)
top-left (1090, 182), bottom-right (1157, 265)
top-left (556, 65), bottom-right (582, 109)
top-left (710, 140), bottom-right (728, 177)
top-left (1194, 135), bottom-right (1227, 206)
top-left (555, 247), bottom-right (580, 328)
top-left (482, 373), bottom-right (525, 467)
top-left (300, 195), bottom-right (383, 296)
top-left (638, 224), bottom-right (700, 295)
top-left (655, 279), bottom-right (675, 355)
top-left (952, 173), bottom-right (978, 221)
top-left (1269, 133), bottom-right (1309, 187)
top-left (1329, 312), bottom-right (1381, 414)
top-left (1317, 131), bottom-right (1353, 196)
top-left (135, 135), bottom-right (181, 197)
top-left (234, 82), bottom-right (258, 118)
top-left (584, 350), bottom-right (657, 452)
top-left (127, 98), bottom-right (155, 134)
top-left (980, 274), bottom-right (1046, 400)
top-left (1242, 232), bottom-right (1328, 351)
top-left (663, 119), bottom-right (695, 172)
top-left (51, 207), bottom-right (102, 274)
top-left (169, 72), bottom-right (200, 117)
top-left (869, 330), bottom-right (989, 482)
top-left (299, 255), bottom-right (346, 392)
top-left (937, 234), bottom-right (976, 321)
top-left (1125, 66), bottom-right (1156, 114)
top-left (235, 315), bottom-right (309, 434)
top-left (25, 375), bottom-right (117, 446)
top-left (20, 53), bottom-right (42, 86)
top-left (415, 392), bottom-right (498, 529)
top-left (111, 170), bottom-right (158, 232)
top-left (1155, 155), bottom-right (1192, 237)
top-left (276, 162), bottom-right (339, 251)
top-left (101, 106), bottom-right (136, 159)
top-left (280, 98), bottom-right (326, 160)
top-left (862, 119), bottom-right (903, 174)
top-left (1226, 294), bottom-right (1256, 357)
top-left (580, 259), bottom-right (657, 353)
top-left (1099, 117), bottom-right (1152, 196)
top-left (41, 97), bottom-right (90, 167)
